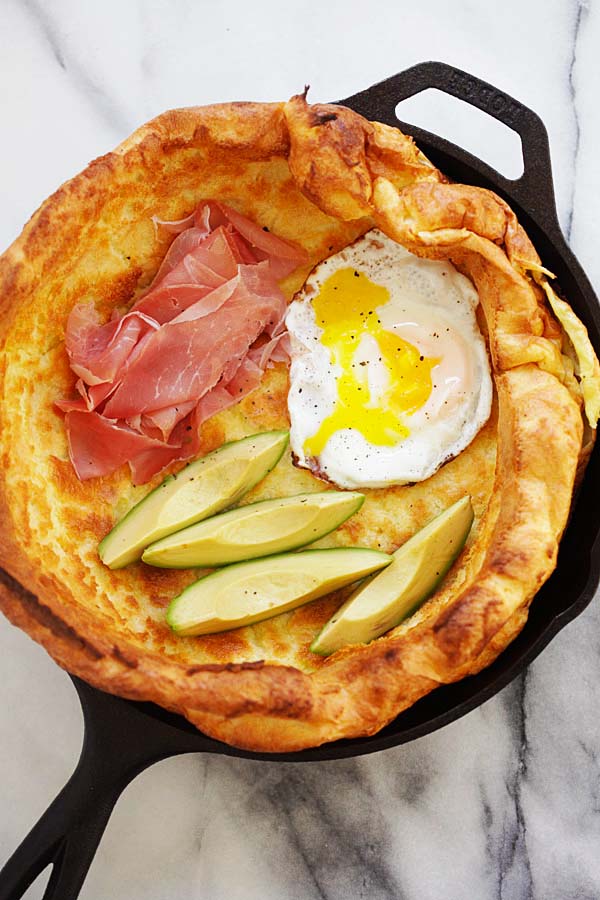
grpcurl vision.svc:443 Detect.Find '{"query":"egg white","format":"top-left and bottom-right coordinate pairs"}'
top-left (285, 229), bottom-right (493, 489)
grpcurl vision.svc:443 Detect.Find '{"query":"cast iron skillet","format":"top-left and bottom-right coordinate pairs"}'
top-left (1, 61), bottom-right (599, 900)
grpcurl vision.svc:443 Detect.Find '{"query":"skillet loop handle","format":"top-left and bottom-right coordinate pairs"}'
top-left (0, 742), bottom-right (130, 900)
top-left (0, 679), bottom-right (204, 900)
top-left (0, 767), bottom-right (125, 900)
top-left (340, 61), bottom-right (558, 226)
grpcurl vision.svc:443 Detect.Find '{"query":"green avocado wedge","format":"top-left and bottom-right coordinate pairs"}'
top-left (98, 430), bottom-right (289, 569)
top-left (310, 495), bottom-right (474, 656)
top-left (142, 491), bottom-right (365, 568)
top-left (166, 548), bottom-right (392, 636)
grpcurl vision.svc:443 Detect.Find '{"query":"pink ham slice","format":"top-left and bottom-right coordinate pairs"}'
top-left (168, 277), bottom-right (238, 325)
top-left (128, 414), bottom-right (201, 484)
top-left (55, 379), bottom-right (117, 413)
top-left (246, 332), bottom-right (291, 370)
top-left (148, 227), bottom-right (212, 284)
top-left (65, 410), bottom-right (200, 484)
top-left (141, 400), bottom-right (197, 441)
top-left (151, 211), bottom-right (197, 234)
top-left (131, 227), bottom-right (255, 325)
top-left (195, 357), bottom-right (263, 428)
top-left (199, 202), bottom-right (308, 278)
top-left (128, 443), bottom-right (190, 485)
top-left (103, 264), bottom-right (285, 419)
top-left (59, 201), bottom-right (302, 483)
top-left (65, 304), bottom-right (159, 385)
top-left (65, 411), bottom-right (170, 480)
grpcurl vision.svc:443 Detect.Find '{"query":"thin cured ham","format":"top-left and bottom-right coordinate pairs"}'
top-left (202, 202), bottom-right (308, 279)
top-left (195, 357), bottom-right (264, 428)
top-left (64, 411), bottom-right (170, 481)
top-left (65, 305), bottom-right (159, 385)
top-left (103, 265), bottom-right (285, 419)
top-left (58, 201), bottom-right (306, 483)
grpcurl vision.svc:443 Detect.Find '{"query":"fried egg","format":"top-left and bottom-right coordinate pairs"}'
top-left (285, 229), bottom-right (493, 489)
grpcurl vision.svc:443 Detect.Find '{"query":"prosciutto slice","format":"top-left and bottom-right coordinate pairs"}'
top-left (58, 201), bottom-right (301, 483)
top-left (65, 304), bottom-right (159, 385)
top-left (65, 411), bottom-right (169, 480)
top-left (55, 379), bottom-right (117, 413)
top-left (195, 357), bottom-right (264, 428)
top-left (200, 202), bottom-right (308, 278)
top-left (103, 264), bottom-right (285, 419)
top-left (130, 226), bottom-right (260, 325)
top-left (142, 401), bottom-right (197, 442)
top-left (128, 414), bottom-right (202, 484)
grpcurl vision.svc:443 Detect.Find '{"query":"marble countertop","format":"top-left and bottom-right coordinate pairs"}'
top-left (1, 1), bottom-right (599, 898)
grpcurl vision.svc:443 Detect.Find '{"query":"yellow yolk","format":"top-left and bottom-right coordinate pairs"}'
top-left (304, 268), bottom-right (439, 457)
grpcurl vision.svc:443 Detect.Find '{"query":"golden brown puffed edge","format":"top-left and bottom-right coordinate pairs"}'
top-left (0, 97), bottom-right (590, 752)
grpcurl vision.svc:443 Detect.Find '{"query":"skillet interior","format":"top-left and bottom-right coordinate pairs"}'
top-left (117, 109), bottom-right (600, 757)
top-left (0, 154), bottom-right (497, 674)
top-left (2, 71), bottom-right (600, 900)
top-left (0, 80), bottom-right (598, 754)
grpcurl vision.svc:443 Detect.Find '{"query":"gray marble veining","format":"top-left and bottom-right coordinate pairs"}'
top-left (1, 1), bottom-right (600, 898)
top-left (21, 0), bottom-right (133, 135)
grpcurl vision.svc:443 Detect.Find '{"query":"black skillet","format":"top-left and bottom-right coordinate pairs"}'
top-left (1, 61), bottom-right (600, 900)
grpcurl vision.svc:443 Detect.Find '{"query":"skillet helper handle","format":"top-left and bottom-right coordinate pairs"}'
top-left (0, 679), bottom-right (197, 900)
top-left (340, 61), bottom-right (561, 237)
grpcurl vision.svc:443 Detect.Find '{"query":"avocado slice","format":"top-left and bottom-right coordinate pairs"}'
top-left (142, 491), bottom-right (364, 568)
top-left (310, 495), bottom-right (474, 656)
top-left (166, 548), bottom-right (391, 636)
top-left (98, 430), bottom-right (289, 569)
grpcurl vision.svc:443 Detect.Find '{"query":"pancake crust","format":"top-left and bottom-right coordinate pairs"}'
top-left (0, 98), bottom-right (594, 751)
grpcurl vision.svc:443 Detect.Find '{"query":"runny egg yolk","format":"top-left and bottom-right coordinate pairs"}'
top-left (304, 268), bottom-right (439, 457)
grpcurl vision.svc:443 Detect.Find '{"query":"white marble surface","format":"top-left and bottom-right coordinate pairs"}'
top-left (1, 1), bottom-right (600, 898)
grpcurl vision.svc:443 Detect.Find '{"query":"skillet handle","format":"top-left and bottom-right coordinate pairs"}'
top-left (339, 61), bottom-right (563, 240)
top-left (0, 762), bottom-right (130, 900)
top-left (0, 679), bottom-right (204, 900)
